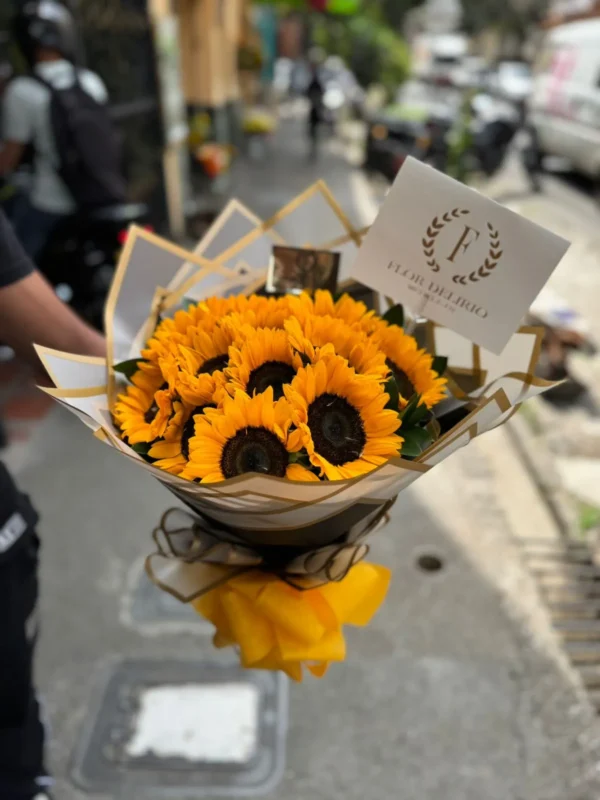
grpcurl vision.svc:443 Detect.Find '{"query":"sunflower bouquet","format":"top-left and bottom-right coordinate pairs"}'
top-left (39, 184), bottom-right (558, 681)
top-left (114, 292), bottom-right (446, 485)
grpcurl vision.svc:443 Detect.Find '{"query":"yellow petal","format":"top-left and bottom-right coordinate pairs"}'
top-left (148, 441), bottom-right (182, 459)
top-left (286, 463), bottom-right (319, 481)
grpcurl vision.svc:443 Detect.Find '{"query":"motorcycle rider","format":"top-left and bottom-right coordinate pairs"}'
top-left (0, 207), bottom-right (105, 800)
top-left (0, 1), bottom-right (117, 259)
top-left (305, 61), bottom-right (325, 160)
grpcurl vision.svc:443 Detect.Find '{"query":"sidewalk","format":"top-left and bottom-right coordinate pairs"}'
top-left (230, 114), bottom-right (365, 226)
top-left (7, 118), bottom-right (600, 799)
top-left (488, 161), bottom-right (600, 546)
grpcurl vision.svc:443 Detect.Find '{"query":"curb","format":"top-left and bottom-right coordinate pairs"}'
top-left (506, 407), bottom-right (580, 539)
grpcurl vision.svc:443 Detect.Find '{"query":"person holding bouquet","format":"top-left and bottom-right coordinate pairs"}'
top-left (0, 208), bottom-right (104, 800)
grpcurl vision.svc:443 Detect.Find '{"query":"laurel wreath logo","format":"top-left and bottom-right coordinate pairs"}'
top-left (452, 222), bottom-right (502, 285)
top-left (421, 210), bottom-right (503, 284)
top-left (422, 208), bottom-right (470, 273)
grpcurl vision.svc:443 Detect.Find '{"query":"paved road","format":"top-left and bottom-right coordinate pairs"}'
top-left (4, 118), bottom-right (600, 799)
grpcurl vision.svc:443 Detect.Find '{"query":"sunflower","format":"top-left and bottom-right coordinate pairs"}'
top-left (182, 320), bottom-right (239, 377)
top-left (148, 372), bottom-right (226, 475)
top-left (284, 353), bottom-right (403, 480)
top-left (285, 315), bottom-right (389, 380)
top-left (358, 312), bottom-right (389, 339)
top-left (113, 363), bottom-right (182, 445)
top-left (288, 290), bottom-right (375, 329)
top-left (142, 305), bottom-right (217, 363)
top-left (227, 327), bottom-right (304, 400)
top-left (373, 325), bottom-right (447, 409)
top-left (182, 387), bottom-right (317, 483)
top-left (158, 343), bottom-right (230, 408)
top-left (203, 294), bottom-right (266, 319)
top-left (225, 303), bottom-right (290, 332)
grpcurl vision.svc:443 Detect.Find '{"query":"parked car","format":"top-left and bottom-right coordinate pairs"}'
top-left (527, 19), bottom-right (600, 188)
top-left (487, 60), bottom-right (533, 104)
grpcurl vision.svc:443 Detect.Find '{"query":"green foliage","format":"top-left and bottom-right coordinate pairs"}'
top-left (431, 356), bottom-right (448, 377)
top-left (312, 14), bottom-right (411, 99)
top-left (578, 502), bottom-right (600, 536)
top-left (379, 0), bottom-right (425, 29)
top-left (113, 359), bottom-right (148, 380)
top-left (460, 0), bottom-right (547, 41)
top-left (383, 303), bottom-right (404, 328)
top-left (384, 375), bottom-right (400, 412)
top-left (254, 0), bottom-right (308, 9)
top-left (400, 426), bottom-right (432, 458)
top-left (399, 393), bottom-right (428, 427)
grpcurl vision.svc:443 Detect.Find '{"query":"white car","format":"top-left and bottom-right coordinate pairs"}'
top-left (528, 19), bottom-right (600, 182)
top-left (488, 61), bottom-right (533, 103)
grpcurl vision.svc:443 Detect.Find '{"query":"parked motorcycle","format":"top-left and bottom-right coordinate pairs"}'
top-left (427, 91), bottom-right (519, 180)
top-left (35, 202), bottom-right (152, 330)
top-left (365, 88), bottom-right (539, 189)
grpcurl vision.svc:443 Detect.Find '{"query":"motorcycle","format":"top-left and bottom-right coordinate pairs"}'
top-left (426, 91), bottom-right (519, 181)
top-left (425, 91), bottom-right (540, 190)
top-left (4, 195), bottom-right (152, 330)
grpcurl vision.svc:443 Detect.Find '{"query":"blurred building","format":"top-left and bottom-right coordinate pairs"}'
top-left (543, 0), bottom-right (600, 25)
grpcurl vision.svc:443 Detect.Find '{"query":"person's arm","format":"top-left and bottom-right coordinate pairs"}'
top-left (0, 210), bottom-right (105, 373)
top-left (0, 271), bottom-right (106, 368)
top-left (0, 140), bottom-right (26, 176)
top-left (1, 79), bottom-right (33, 176)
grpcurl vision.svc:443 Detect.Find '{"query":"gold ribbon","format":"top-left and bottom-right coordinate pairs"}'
top-left (145, 504), bottom-right (393, 680)
top-left (146, 505), bottom-right (392, 600)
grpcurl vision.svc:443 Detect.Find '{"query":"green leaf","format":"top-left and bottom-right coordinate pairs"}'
top-left (384, 375), bottom-right (399, 411)
top-left (383, 303), bottom-right (404, 328)
top-left (399, 393), bottom-right (427, 426)
top-left (431, 356), bottom-right (448, 376)
top-left (113, 358), bottom-right (148, 380)
top-left (288, 451), bottom-right (311, 467)
top-left (132, 442), bottom-right (151, 456)
top-left (425, 417), bottom-right (442, 442)
top-left (408, 402), bottom-right (429, 426)
top-left (400, 427), bottom-right (433, 458)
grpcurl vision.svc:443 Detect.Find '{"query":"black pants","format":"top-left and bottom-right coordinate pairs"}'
top-left (0, 463), bottom-right (47, 798)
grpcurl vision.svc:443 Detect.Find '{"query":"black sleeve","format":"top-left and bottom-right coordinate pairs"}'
top-left (0, 209), bottom-right (34, 289)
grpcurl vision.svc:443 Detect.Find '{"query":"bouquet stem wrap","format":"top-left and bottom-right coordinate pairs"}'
top-left (146, 506), bottom-right (393, 680)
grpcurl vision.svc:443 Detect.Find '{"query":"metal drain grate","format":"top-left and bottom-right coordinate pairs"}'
top-left (518, 537), bottom-right (600, 711)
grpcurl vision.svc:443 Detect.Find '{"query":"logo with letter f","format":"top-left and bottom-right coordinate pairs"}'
top-left (447, 225), bottom-right (480, 264)
top-left (421, 209), bottom-right (502, 285)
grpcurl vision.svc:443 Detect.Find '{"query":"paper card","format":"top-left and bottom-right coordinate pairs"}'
top-left (266, 246), bottom-right (340, 294)
top-left (351, 157), bottom-right (570, 354)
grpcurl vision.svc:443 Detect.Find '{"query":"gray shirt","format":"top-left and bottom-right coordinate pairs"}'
top-left (2, 59), bottom-right (108, 214)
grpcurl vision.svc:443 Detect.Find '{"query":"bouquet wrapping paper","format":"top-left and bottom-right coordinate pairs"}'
top-left (39, 183), bottom-right (556, 680)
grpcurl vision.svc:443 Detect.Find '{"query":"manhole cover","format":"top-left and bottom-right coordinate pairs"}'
top-left (71, 659), bottom-right (288, 797)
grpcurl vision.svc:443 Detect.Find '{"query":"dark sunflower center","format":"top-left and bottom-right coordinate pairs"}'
top-left (144, 382), bottom-right (168, 423)
top-left (181, 404), bottom-right (216, 460)
top-left (247, 360), bottom-right (296, 399)
top-left (386, 359), bottom-right (416, 400)
top-left (307, 393), bottom-right (366, 466)
top-left (220, 426), bottom-right (288, 478)
top-left (198, 354), bottom-right (229, 375)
